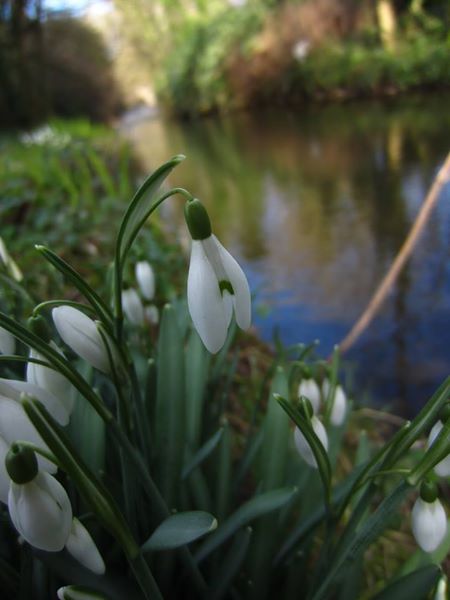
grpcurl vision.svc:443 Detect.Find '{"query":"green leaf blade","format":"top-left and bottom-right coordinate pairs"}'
top-left (142, 511), bottom-right (218, 552)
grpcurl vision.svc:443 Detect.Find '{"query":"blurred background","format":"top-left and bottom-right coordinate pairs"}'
top-left (1, 0), bottom-right (449, 415)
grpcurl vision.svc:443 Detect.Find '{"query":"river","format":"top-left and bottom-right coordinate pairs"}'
top-left (124, 94), bottom-right (450, 416)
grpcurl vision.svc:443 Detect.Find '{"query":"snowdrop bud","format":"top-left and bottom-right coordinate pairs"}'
top-left (135, 261), bottom-right (155, 300)
top-left (121, 288), bottom-right (145, 326)
top-left (0, 326), bottom-right (15, 355)
top-left (298, 379), bottom-right (321, 414)
top-left (330, 385), bottom-right (347, 426)
top-left (294, 416), bottom-right (328, 468)
top-left (8, 468), bottom-right (72, 551)
top-left (0, 396), bottom-right (56, 474)
top-left (434, 576), bottom-right (448, 600)
top-left (411, 496), bottom-right (447, 553)
top-left (52, 306), bottom-right (110, 373)
top-left (427, 420), bottom-right (450, 477)
top-left (144, 305), bottom-right (159, 325)
top-left (65, 518), bottom-right (105, 574)
top-left (57, 586), bottom-right (106, 600)
top-left (27, 347), bottom-right (75, 416)
top-left (322, 378), bottom-right (330, 399)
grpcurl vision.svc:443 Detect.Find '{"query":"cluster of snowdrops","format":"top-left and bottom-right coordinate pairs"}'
top-left (0, 156), bottom-right (448, 600)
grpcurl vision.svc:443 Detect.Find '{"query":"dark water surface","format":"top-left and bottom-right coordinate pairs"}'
top-left (125, 95), bottom-right (450, 416)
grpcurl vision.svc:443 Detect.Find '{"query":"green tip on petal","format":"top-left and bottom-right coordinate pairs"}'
top-left (219, 280), bottom-right (234, 295)
top-left (184, 199), bottom-right (212, 240)
top-left (5, 443), bottom-right (38, 484)
top-left (420, 479), bottom-right (438, 503)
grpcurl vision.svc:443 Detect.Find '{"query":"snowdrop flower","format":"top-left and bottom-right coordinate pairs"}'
top-left (0, 396), bottom-right (56, 474)
top-left (52, 306), bottom-right (110, 373)
top-left (6, 445), bottom-right (72, 551)
top-left (135, 261), bottom-right (155, 300)
top-left (330, 385), bottom-right (347, 426)
top-left (57, 586), bottom-right (106, 600)
top-left (144, 305), bottom-right (159, 325)
top-left (65, 518), bottom-right (105, 574)
top-left (0, 377), bottom-right (70, 426)
top-left (0, 326), bottom-right (15, 355)
top-left (292, 39), bottom-right (310, 61)
top-left (27, 347), bottom-right (75, 417)
top-left (184, 198), bottom-right (251, 354)
top-left (427, 407), bottom-right (450, 477)
top-left (411, 496), bottom-right (447, 553)
top-left (298, 379), bottom-right (321, 414)
top-left (121, 288), bottom-right (145, 326)
top-left (294, 416), bottom-right (328, 468)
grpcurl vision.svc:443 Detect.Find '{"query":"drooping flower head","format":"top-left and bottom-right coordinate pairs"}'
top-left (135, 261), bottom-right (155, 301)
top-left (6, 444), bottom-right (72, 551)
top-left (298, 378), bottom-right (321, 414)
top-left (121, 288), bottom-right (145, 326)
top-left (52, 306), bottom-right (110, 373)
top-left (184, 198), bottom-right (251, 353)
top-left (411, 480), bottom-right (447, 553)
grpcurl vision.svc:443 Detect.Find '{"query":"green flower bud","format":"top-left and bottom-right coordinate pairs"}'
top-left (184, 199), bottom-right (212, 240)
top-left (27, 315), bottom-right (51, 342)
top-left (419, 479), bottom-right (438, 503)
top-left (5, 443), bottom-right (38, 484)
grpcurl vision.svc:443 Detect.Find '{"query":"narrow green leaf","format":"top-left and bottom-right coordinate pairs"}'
top-left (142, 511), bottom-right (217, 552)
top-left (194, 487), bottom-right (297, 564)
top-left (35, 246), bottom-right (113, 327)
top-left (312, 480), bottom-right (412, 600)
top-left (116, 155), bottom-right (185, 265)
top-left (155, 304), bottom-right (185, 508)
top-left (68, 390), bottom-right (105, 476)
top-left (182, 428), bottom-right (224, 480)
top-left (372, 565), bottom-right (441, 600)
top-left (185, 328), bottom-right (211, 450)
top-left (248, 367), bottom-right (291, 597)
top-left (210, 527), bottom-right (252, 600)
top-left (215, 423), bottom-right (232, 521)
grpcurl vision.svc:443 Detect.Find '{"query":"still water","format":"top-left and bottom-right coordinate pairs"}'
top-left (125, 95), bottom-right (450, 416)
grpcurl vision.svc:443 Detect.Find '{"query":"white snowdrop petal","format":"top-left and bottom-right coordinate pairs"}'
top-left (298, 379), bottom-right (321, 414)
top-left (213, 235), bottom-right (251, 330)
top-left (0, 326), bottom-right (15, 355)
top-left (27, 347), bottom-right (74, 415)
top-left (428, 421), bottom-right (450, 477)
top-left (0, 378), bottom-right (69, 426)
top-left (0, 435), bottom-right (10, 503)
top-left (52, 306), bottom-right (109, 373)
top-left (144, 305), bottom-right (159, 325)
top-left (8, 472), bottom-right (72, 551)
top-left (135, 261), bottom-right (155, 300)
top-left (411, 498), bottom-right (447, 553)
top-left (187, 241), bottom-right (228, 354)
top-left (65, 518), bottom-right (105, 574)
top-left (330, 385), bottom-right (347, 426)
top-left (294, 416), bottom-right (328, 468)
top-left (122, 289), bottom-right (145, 326)
top-left (57, 586), bottom-right (106, 600)
top-left (0, 397), bottom-right (56, 474)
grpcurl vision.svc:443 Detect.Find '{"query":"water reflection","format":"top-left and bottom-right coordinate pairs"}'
top-left (125, 95), bottom-right (450, 416)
